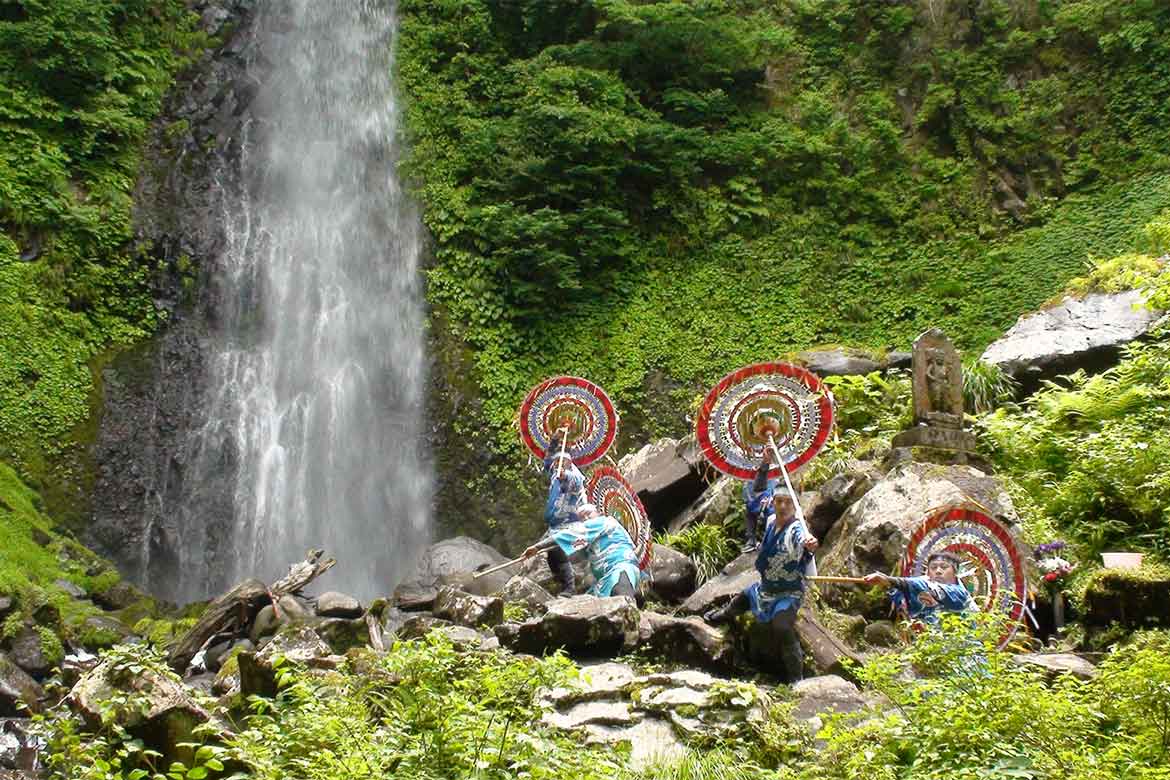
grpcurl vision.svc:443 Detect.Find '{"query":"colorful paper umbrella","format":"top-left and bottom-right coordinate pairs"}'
top-left (695, 361), bottom-right (835, 481)
top-left (587, 465), bottom-right (652, 570)
top-left (898, 503), bottom-right (1029, 646)
top-left (518, 376), bottom-right (618, 468)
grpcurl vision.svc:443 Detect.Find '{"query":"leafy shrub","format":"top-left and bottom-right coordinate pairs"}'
top-left (660, 521), bottom-right (738, 585)
top-left (963, 360), bottom-right (1019, 414)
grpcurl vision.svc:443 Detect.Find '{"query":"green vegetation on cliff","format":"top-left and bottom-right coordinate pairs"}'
top-left (400, 0), bottom-right (1170, 462)
top-left (0, 0), bottom-right (202, 516)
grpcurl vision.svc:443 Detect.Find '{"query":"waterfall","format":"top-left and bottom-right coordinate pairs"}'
top-left (156, 0), bottom-right (431, 601)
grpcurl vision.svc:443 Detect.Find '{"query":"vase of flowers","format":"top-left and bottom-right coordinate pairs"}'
top-left (1034, 540), bottom-right (1076, 632)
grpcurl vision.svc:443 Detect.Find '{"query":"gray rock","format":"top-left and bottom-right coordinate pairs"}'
top-left (0, 718), bottom-right (42, 774)
top-left (497, 576), bottom-right (553, 613)
top-left (315, 591), bottom-right (363, 618)
top-left (646, 544), bottom-right (697, 603)
top-left (791, 675), bottom-right (872, 735)
top-left (579, 717), bottom-right (687, 770)
top-left (436, 625), bottom-right (485, 649)
top-left (543, 700), bottom-right (641, 730)
top-left (863, 620), bottom-right (900, 647)
top-left (0, 598), bottom-right (12, 620)
top-left (619, 438), bottom-right (708, 527)
top-left (637, 612), bottom-right (732, 671)
top-left (981, 291), bottom-right (1163, 391)
top-left (69, 658), bottom-right (214, 761)
top-left (238, 626), bottom-right (332, 699)
top-left (796, 349), bottom-right (882, 377)
top-left (433, 586), bottom-right (504, 629)
top-left (667, 476), bottom-right (738, 534)
top-left (399, 536), bottom-right (508, 591)
top-left (7, 630), bottom-right (51, 678)
top-left (391, 583), bottom-right (437, 612)
top-left (819, 463), bottom-right (1018, 581)
top-left (496, 596), bottom-right (639, 656)
top-left (249, 604), bottom-right (280, 643)
top-left (53, 579), bottom-right (87, 600)
top-left (679, 569), bottom-right (758, 616)
top-left (1011, 653), bottom-right (1097, 680)
top-left (887, 351), bottom-right (912, 369)
top-left (276, 594), bottom-right (312, 622)
top-left (380, 606), bottom-right (410, 641)
top-left (0, 654), bottom-right (43, 716)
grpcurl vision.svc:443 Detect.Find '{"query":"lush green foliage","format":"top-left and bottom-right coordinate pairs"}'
top-left (978, 333), bottom-right (1170, 559)
top-left (808, 621), bottom-right (1170, 780)
top-left (0, 0), bottom-right (202, 512)
top-left (660, 519), bottom-right (738, 584)
top-left (400, 0), bottom-right (1170, 469)
top-left (0, 461), bottom-right (121, 640)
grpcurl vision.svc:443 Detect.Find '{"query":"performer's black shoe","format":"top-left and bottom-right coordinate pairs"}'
top-left (703, 605), bottom-right (731, 625)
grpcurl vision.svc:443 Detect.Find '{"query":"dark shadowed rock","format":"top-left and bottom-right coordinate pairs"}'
top-left (249, 604), bottom-right (279, 644)
top-left (316, 618), bottom-right (369, 654)
top-left (1082, 568), bottom-right (1170, 633)
top-left (0, 718), bottom-right (42, 774)
top-left (91, 581), bottom-right (148, 612)
top-left (802, 468), bottom-right (878, 539)
top-left (637, 612), bottom-right (732, 671)
top-left (392, 583), bottom-right (437, 612)
top-left (495, 596), bottom-right (639, 657)
top-left (398, 615), bottom-right (454, 640)
top-left (619, 438), bottom-right (708, 528)
top-left (433, 586), bottom-right (503, 629)
top-left (0, 598), bottom-right (12, 620)
top-left (0, 654), bottom-right (43, 716)
top-left (863, 620), bottom-right (899, 647)
top-left (7, 630), bottom-right (51, 679)
top-left (647, 544), bottom-right (697, 603)
top-left (667, 476), bottom-right (738, 534)
top-left (316, 591), bottom-right (363, 618)
top-left (796, 349), bottom-right (882, 377)
top-left (981, 291), bottom-right (1163, 392)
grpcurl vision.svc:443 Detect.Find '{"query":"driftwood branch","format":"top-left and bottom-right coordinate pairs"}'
top-left (167, 549), bottom-right (338, 671)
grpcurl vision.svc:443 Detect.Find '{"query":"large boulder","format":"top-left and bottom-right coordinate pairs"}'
top-left (495, 595), bottom-right (639, 656)
top-left (679, 565), bottom-right (757, 616)
top-left (398, 536), bottom-right (508, 592)
top-left (637, 612), bottom-right (732, 671)
top-left (315, 591), bottom-right (363, 618)
top-left (796, 348), bottom-right (882, 377)
top-left (819, 463), bottom-right (1017, 581)
top-left (433, 585), bottom-right (504, 629)
top-left (667, 476), bottom-right (738, 534)
top-left (6, 629), bottom-right (53, 678)
top-left (646, 544), bottom-right (697, 603)
top-left (1011, 653), bottom-right (1097, 681)
top-left (801, 467), bottom-right (879, 540)
top-left (981, 290), bottom-right (1163, 391)
top-left (0, 654), bottom-right (42, 716)
top-left (619, 438), bottom-right (708, 527)
top-left (790, 675), bottom-right (875, 736)
top-left (69, 658), bottom-right (215, 764)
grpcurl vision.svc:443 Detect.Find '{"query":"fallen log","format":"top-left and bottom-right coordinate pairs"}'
top-left (167, 549), bottom-right (338, 671)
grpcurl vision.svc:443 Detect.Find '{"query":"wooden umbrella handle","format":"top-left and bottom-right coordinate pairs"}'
top-left (807, 575), bottom-right (870, 584)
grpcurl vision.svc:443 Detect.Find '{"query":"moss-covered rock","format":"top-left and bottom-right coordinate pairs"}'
top-left (1081, 564), bottom-right (1170, 633)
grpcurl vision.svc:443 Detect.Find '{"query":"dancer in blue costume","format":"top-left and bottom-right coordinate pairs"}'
top-left (523, 504), bottom-right (642, 600)
top-left (542, 440), bottom-right (588, 596)
top-left (862, 552), bottom-right (974, 627)
top-left (702, 459), bottom-right (819, 683)
top-left (742, 449), bottom-right (779, 552)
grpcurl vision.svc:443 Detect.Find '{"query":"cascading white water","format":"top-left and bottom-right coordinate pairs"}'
top-left (164, 0), bottom-right (431, 600)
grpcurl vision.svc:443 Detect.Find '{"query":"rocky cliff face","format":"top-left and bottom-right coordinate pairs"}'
top-left (88, 0), bottom-right (259, 601)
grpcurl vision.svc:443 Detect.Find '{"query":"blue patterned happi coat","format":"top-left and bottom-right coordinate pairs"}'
top-left (744, 518), bottom-right (814, 622)
top-left (543, 455), bottom-right (588, 529)
top-left (890, 577), bottom-right (974, 626)
top-left (550, 516), bottom-right (642, 597)
top-left (743, 475), bottom-right (779, 523)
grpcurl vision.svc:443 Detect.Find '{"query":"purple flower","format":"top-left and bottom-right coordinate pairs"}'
top-left (1034, 540), bottom-right (1068, 557)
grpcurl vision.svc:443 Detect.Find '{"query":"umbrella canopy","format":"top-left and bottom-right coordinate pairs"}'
top-left (518, 376), bottom-right (618, 468)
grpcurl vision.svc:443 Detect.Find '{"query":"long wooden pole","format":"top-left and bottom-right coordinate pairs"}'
top-left (472, 555), bottom-right (528, 579)
top-left (555, 427), bottom-right (569, 479)
top-left (806, 575), bottom-right (869, 584)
